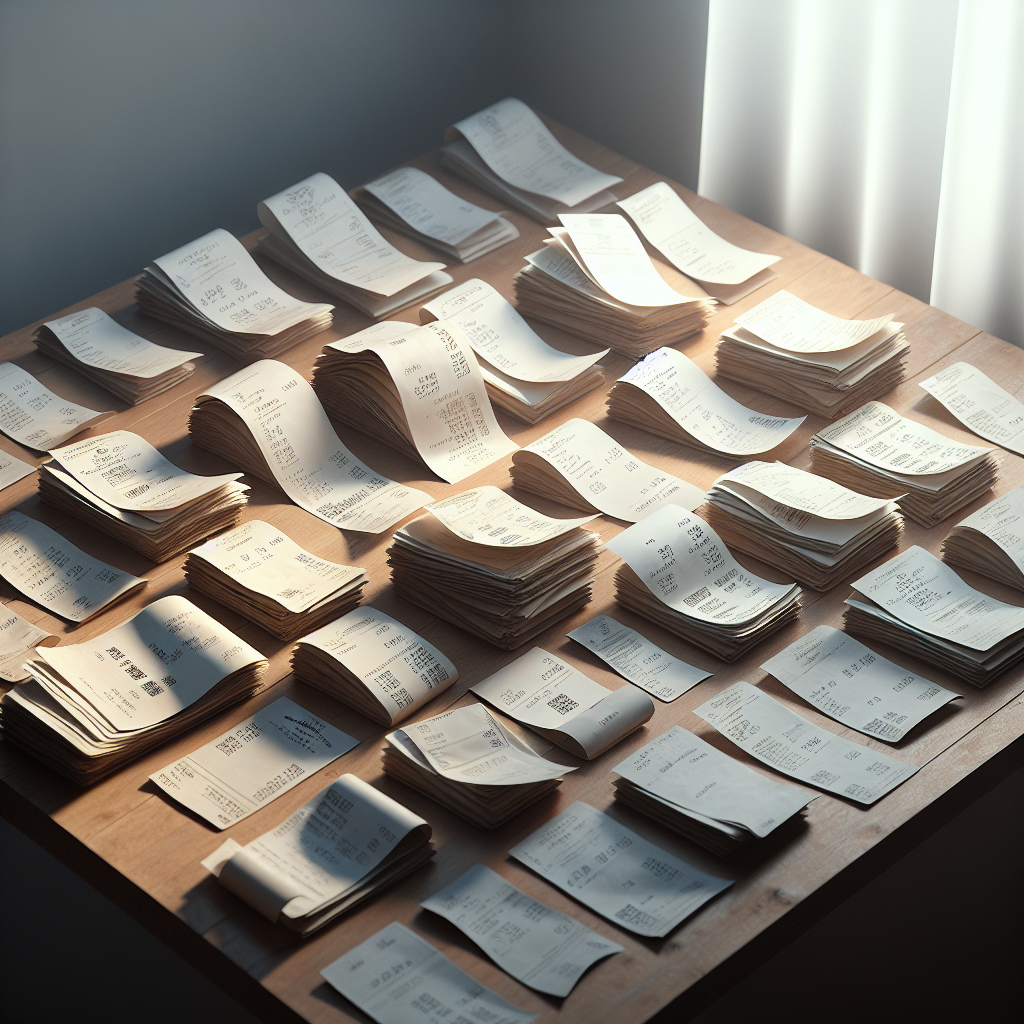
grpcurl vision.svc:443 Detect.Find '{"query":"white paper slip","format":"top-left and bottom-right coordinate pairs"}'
top-left (151, 228), bottom-right (331, 335)
top-left (0, 450), bottom-right (35, 491)
top-left (398, 703), bottom-right (570, 785)
top-left (694, 681), bottom-right (920, 804)
top-left (557, 214), bottom-right (694, 307)
top-left (364, 166), bottom-right (509, 246)
top-left (849, 545), bottom-right (1024, 652)
top-left (617, 182), bottom-right (780, 286)
top-left (421, 864), bottom-right (623, 997)
top-left (613, 726), bottom-right (812, 837)
top-left (297, 606), bottom-right (458, 723)
top-left (259, 172), bottom-right (446, 297)
top-left (814, 402), bottom-right (994, 476)
top-left (568, 615), bottom-right (710, 702)
top-left (150, 697), bottom-right (357, 829)
top-left (425, 485), bottom-right (595, 546)
top-left (321, 921), bottom-right (538, 1024)
top-left (919, 362), bottom-right (1024, 456)
top-left (448, 97), bottom-right (621, 207)
top-left (733, 291), bottom-right (894, 353)
top-left (422, 278), bottom-right (607, 382)
top-left (188, 520), bottom-right (363, 613)
top-left (0, 608), bottom-right (58, 682)
top-left (946, 489), bottom-right (1024, 577)
top-left (196, 360), bottom-right (429, 533)
top-left (510, 801), bottom-right (731, 937)
top-left (0, 362), bottom-right (112, 452)
top-left (617, 348), bottom-right (806, 455)
top-left (608, 505), bottom-right (798, 626)
top-left (524, 245), bottom-right (651, 312)
top-left (326, 321), bottom-right (518, 483)
top-left (762, 625), bottom-right (960, 742)
top-left (48, 430), bottom-right (241, 515)
top-left (0, 510), bottom-right (146, 622)
top-left (471, 647), bottom-right (654, 760)
top-left (41, 307), bottom-right (202, 377)
top-left (515, 419), bottom-right (705, 521)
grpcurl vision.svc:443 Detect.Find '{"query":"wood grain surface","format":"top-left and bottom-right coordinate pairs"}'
top-left (1, 118), bottom-right (1021, 1024)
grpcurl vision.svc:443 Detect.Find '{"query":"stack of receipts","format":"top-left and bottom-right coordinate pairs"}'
top-left (704, 461), bottom-right (903, 590)
top-left (510, 801), bottom-right (732, 937)
top-left (39, 431), bottom-right (248, 562)
top-left (809, 401), bottom-right (1001, 527)
top-left (617, 182), bottom-right (780, 304)
top-left (291, 606), bottom-right (458, 725)
top-left (0, 361), bottom-right (112, 452)
top-left (607, 348), bottom-right (805, 459)
top-left (257, 172), bottom-right (451, 318)
top-left (135, 228), bottom-right (333, 360)
top-left (184, 520), bottom-right (366, 641)
top-left (420, 278), bottom-right (606, 424)
top-left (694, 682), bottom-right (919, 804)
top-left (382, 703), bottom-right (571, 828)
top-left (843, 545), bottom-right (1024, 687)
top-left (942, 489), bottom-right (1024, 591)
top-left (0, 510), bottom-right (146, 622)
top-left (511, 418), bottom-right (706, 521)
top-left (440, 97), bottom-right (622, 222)
top-left (312, 320), bottom-right (517, 483)
top-left (471, 647), bottom-right (655, 760)
top-left (202, 774), bottom-right (433, 937)
top-left (0, 609), bottom-right (58, 683)
top-left (513, 222), bottom-right (715, 359)
top-left (919, 362), bottom-right (1024, 456)
top-left (189, 359), bottom-right (429, 534)
top-left (762, 625), bottom-right (960, 743)
top-left (612, 726), bottom-right (813, 857)
top-left (35, 307), bottom-right (201, 405)
top-left (608, 505), bottom-right (802, 661)
top-left (716, 291), bottom-right (908, 418)
top-left (387, 487), bottom-right (601, 649)
top-left (0, 596), bottom-right (268, 785)
top-left (358, 165), bottom-right (519, 262)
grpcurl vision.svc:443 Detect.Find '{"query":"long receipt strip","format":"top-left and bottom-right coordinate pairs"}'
top-left (568, 615), bottom-right (710, 702)
top-left (0, 510), bottom-right (146, 622)
top-left (617, 182), bottom-right (779, 287)
top-left (762, 625), bottom-right (959, 742)
top-left (0, 362), bottom-right (111, 451)
top-left (694, 682), bottom-right (919, 804)
top-left (421, 864), bottom-right (623, 997)
top-left (0, 609), bottom-right (58, 682)
top-left (151, 697), bottom-right (357, 829)
top-left (944, 489), bottom-right (1024, 585)
top-left (321, 922), bottom-right (537, 1024)
top-left (471, 647), bottom-right (654, 759)
top-left (513, 418), bottom-right (705, 521)
top-left (196, 360), bottom-right (429, 532)
top-left (920, 361), bottom-right (1024, 456)
top-left (613, 348), bottom-right (805, 455)
top-left (511, 801), bottom-right (732, 937)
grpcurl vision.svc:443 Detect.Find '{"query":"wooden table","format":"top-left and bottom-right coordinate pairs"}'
top-left (2, 122), bottom-right (1022, 1024)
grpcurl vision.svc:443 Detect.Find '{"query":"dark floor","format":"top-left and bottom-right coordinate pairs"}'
top-left (1, 768), bottom-right (1021, 1024)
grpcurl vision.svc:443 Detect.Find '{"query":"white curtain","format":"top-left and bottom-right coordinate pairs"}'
top-left (698, 0), bottom-right (1024, 347)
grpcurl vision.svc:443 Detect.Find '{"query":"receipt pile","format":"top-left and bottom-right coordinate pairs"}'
top-left (382, 703), bottom-right (570, 828)
top-left (844, 545), bottom-right (1024, 686)
top-left (185, 520), bottom-right (367, 641)
top-left (136, 229), bottom-right (333, 360)
top-left (39, 430), bottom-right (248, 562)
top-left (388, 487), bottom-right (601, 649)
top-left (0, 596), bottom-right (268, 785)
top-left (704, 461), bottom-right (903, 590)
top-left (810, 401), bottom-right (1000, 527)
top-left (358, 165), bottom-right (519, 262)
top-left (716, 291), bottom-right (907, 418)
top-left (941, 489), bottom-right (1024, 592)
top-left (35, 307), bottom-right (201, 406)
